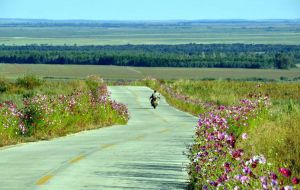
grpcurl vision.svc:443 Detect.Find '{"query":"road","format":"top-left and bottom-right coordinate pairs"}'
top-left (0, 86), bottom-right (197, 190)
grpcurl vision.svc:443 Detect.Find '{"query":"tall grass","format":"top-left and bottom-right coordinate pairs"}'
top-left (0, 76), bottom-right (129, 147)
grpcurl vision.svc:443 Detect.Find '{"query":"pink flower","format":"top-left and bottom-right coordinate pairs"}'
top-left (292, 177), bottom-right (299, 184)
top-left (231, 149), bottom-right (244, 160)
top-left (278, 168), bottom-right (291, 178)
top-left (243, 167), bottom-right (251, 174)
top-left (217, 132), bottom-right (225, 140)
top-left (270, 172), bottom-right (278, 180)
top-left (240, 176), bottom-right (250, 184)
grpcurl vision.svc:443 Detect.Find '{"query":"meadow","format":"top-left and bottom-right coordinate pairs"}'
top-left (0, 20), bottom-right (300, 45)
top-left (135, 78), bottom-right (300, 189)
top-left (1, 64), bottom-right (300, 81)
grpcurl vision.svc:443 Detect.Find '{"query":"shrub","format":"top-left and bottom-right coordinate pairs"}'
top-left (0, 78), bottom-right (10, 93)
top-left (16, 75), bottom-right (43, 89)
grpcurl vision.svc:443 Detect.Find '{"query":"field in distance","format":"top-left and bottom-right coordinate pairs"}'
top-left (1, 64), bottom-right (299, 81)
top-left (0, 19), bottom-right (300, 45)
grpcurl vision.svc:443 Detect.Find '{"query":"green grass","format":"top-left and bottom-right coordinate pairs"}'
top-left (167, 80), bottom-right (300, 105)
top-left (1, 64), bottom-right (300, 81)
top-left (0, 24), bottom-right (300, 45)
top-left (0, 76), bottom-right (129, 147)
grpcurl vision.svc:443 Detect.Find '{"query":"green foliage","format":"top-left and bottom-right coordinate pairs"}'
top-left (0, 44), bottom-right (300, 69)
top-left (275, 53), bottom-right (296, 69)
top-left (22, 91), bottom-right (35, 99)
top-left (0, 78), bottom-right (10, 93)
top-left (16, 75), bottom-right (43, 89)
top-left (239, 104), bottom-right (300, 175)
top-left (0, 78), bottom-right (129, 147)
top-left (85, 75), bottom-right (104, 98)
top-left (0, 102), bottom-right (21, 145)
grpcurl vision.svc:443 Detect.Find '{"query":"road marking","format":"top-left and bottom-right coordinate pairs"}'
top-left (130, 135), bottom-right (145, 141)
top-left (128, 88), bottom-right (143, 106)
top-left (36, 175), bottom-right (53, 186)
top-left (69, 155), bottom-right (85, 164)
top-left (179, 124), bottom-right (191, 128)
top-left (150, 110), bottom-right (169, 123)
top-left (159, 128), bottom-right (170, 133)
top-left (101, 144), bottom-right (115, 150)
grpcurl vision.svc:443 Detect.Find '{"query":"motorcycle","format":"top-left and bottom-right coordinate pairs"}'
top-left (150, 94), bottom-right (160, 109)
top-left (150, 98), bottom-right (159, 109)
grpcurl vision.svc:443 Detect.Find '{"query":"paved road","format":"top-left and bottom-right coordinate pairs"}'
top-left (0, 86), bottom-right (197, 190)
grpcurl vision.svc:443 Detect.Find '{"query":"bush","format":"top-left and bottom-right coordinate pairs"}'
top-left (16, 75), bottom-right (43, 89)
top-left (280, 76), bottom-right (289, 81)
top-left (22, 91), bottom-right (35, 99)
top-left (0, 79), bottom-right (10, 93)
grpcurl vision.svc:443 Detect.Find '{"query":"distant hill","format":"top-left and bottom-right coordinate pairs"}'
top-left (0, 18), bottom-right (299, 27)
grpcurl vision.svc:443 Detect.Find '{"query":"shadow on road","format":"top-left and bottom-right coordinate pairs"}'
top-left (95, 162), bottom-right (188, 189)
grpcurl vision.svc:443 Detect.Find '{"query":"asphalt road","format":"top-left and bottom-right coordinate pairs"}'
top-left (0, 86), bottom-right (197, 190)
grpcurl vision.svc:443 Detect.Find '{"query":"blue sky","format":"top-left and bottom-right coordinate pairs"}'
top-left (0, 0), bottom-right (299, 20)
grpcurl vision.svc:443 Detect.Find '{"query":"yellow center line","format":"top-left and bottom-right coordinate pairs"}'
top-left (151, 111), bottom-right (168, 123)
top-left (69, 155), bottom-right (85, 164)
top-left (36, 175), bottom-right (53, 186)
top-left (101, 143), bottom-right (115, 150)
top-left (179, 124), bottom-right (190, 128)
top-left (159, 128), bottom-right (171, 133)
top-left (130, 135), bottom-right (145, 141)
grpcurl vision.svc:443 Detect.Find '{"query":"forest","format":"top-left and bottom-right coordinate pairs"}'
top-left (0, 44), bottom-right (299, 69)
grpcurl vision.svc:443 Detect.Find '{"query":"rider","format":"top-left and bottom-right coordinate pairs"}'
top-left (150, 90), bottom-right (160, 109)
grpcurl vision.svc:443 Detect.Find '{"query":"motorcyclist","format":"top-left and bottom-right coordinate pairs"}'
top-left (150, 90), bottom-right (160, 109)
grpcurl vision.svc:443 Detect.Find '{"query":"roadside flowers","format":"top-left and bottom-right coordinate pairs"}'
top-left (279, 168), bottom-right (292, 178)
top-left (185, 90), bottom-right (298, 189)
top-left (0, 101), bottom-right (24, 137)
top-left (292, 177), bottom-right (300, 184)
top-left (1, 81), bottom-right (129, 146)
top-left (241, 133), bottom-right (248, 140)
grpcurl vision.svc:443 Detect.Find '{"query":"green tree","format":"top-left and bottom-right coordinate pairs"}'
top-left (274, 53), bottom-right (295, 69)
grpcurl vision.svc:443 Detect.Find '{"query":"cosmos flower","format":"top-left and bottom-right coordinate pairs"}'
top-left (292, 177), bottom-right (299, 184)
top-left (241, 133), bottom-right (248, 140)
top-left (279, 168), bottom-right (292, 178)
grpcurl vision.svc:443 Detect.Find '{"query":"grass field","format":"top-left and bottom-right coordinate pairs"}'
top-left (0, 21), bottom-right (300, 45)
top-left (0, 64), bottom-right (299, 81)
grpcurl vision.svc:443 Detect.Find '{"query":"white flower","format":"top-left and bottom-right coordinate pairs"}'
top-left (242, 133), bottom-right (248, 140)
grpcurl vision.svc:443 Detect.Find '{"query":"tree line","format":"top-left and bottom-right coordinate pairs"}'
top-left (0, 44), bottom-right (298, 69)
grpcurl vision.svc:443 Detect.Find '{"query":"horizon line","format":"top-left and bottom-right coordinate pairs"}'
top-left (1, 18), bottom-right (300, 22)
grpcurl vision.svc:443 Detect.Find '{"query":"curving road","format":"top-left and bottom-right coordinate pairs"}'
top-left (0, 86), bottom-right (197, 190)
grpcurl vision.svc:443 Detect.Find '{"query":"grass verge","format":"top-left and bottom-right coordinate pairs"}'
top-left (0, 75), bottom-right (129, 147)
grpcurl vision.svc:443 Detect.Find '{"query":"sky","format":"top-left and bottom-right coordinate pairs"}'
top-left (0, 0), bottom-right (299, 20)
